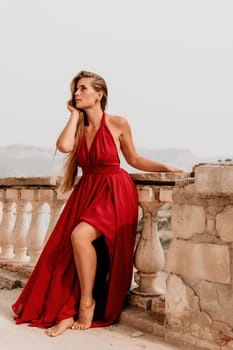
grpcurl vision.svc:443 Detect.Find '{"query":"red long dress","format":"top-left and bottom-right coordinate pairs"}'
top-left (12, 112), bottom-right (138, 328)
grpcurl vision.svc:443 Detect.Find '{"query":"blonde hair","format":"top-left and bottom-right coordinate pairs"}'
top-left (59, 71), bottom-right (108, 193)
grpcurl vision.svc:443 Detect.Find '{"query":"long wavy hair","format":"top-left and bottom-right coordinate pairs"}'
top-left (59, 71), bottom-right (108, 193)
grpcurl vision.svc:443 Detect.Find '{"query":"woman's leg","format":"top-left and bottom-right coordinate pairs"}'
top-left (71, 221), bottom-right (101, 330)
top-left (46, 221), bottom-right (101, 336)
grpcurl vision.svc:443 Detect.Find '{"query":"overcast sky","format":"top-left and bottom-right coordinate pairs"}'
top-left (0, 0), bottom-right (232, 158)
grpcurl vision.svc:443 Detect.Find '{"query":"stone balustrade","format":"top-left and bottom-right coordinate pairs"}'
top-left (3, 163), bottom-right (233, 350)
top-left (0, 172), bottom-right (186, 295)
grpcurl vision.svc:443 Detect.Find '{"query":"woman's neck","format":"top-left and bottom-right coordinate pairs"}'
top-left (84, 106), bottom-right (103, 127)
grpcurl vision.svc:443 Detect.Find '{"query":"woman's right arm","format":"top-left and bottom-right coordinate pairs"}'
top-left (56, 101), bottom-right (79, 153)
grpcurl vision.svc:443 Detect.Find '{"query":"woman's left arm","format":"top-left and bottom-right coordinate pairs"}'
top-left (119, 117), bottom-right (184, 173)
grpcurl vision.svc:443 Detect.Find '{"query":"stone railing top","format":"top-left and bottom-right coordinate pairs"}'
top-left (0, 172), bottom-right (191, 189)
top-left (0, 177), bottom-right (59, 187)
top-left (129, 172), bottom-right (190, 186)
top-left (0, 173), bottom-right (192, 204)
top-left (194, 161), bottom-right (233, 168)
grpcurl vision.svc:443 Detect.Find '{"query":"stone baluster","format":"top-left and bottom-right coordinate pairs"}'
top-left (133, 186), bottom-right (165, 296)
top-left (11, 199), bottom-right (30, 263)
top-left (44, 199), bottom-right (65, 244)
top-left (0, 189), bottom-right (17, 260)
top-left (25, 189), bottom-right (46, 265)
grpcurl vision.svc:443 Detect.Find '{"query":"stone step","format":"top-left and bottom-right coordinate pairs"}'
top-left (119, 304), bottom-right (165, 340)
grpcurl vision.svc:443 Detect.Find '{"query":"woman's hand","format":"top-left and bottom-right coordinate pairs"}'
top-left (166, 165), bottom-right (186, 173)
top-left (67, 99), bottom-right (80, 116)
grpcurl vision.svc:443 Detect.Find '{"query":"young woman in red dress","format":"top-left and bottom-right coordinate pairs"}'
top-left (12, 71), bottom-right (183, 336)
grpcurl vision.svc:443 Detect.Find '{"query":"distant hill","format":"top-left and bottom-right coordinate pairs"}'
top-left (0, 144), bottom-right (229, 177)
top-left (0, 145), bottom-right (64, 177)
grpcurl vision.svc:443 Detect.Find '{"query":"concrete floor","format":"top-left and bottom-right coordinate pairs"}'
top-left (0, 289), bottom-right (181, 350)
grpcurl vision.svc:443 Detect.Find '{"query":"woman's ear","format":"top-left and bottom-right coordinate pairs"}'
top-left (97, 91), bottom-right (103, 101)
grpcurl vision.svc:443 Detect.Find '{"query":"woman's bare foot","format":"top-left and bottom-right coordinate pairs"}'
top-left (72, 300), bottom-right (95, 330)
top-left (46, 317), bottom-right (74, 337)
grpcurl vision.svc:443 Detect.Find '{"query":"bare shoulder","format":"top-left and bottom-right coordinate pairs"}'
top-left (106, 114), bottom-right (130, 130)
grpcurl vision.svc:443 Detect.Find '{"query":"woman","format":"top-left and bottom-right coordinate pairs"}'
top-left (12, 71), bottom-right (183, 337)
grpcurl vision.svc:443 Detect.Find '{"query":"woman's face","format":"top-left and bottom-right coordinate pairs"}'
top-left (74, 77), bottom-right (101, 110)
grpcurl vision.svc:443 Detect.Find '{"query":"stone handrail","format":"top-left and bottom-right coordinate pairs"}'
top-left (0, 172), bottom-right (188, 296)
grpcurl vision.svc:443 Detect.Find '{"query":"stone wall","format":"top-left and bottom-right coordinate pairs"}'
top-left (165, 163), bottom-right (233, 349)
